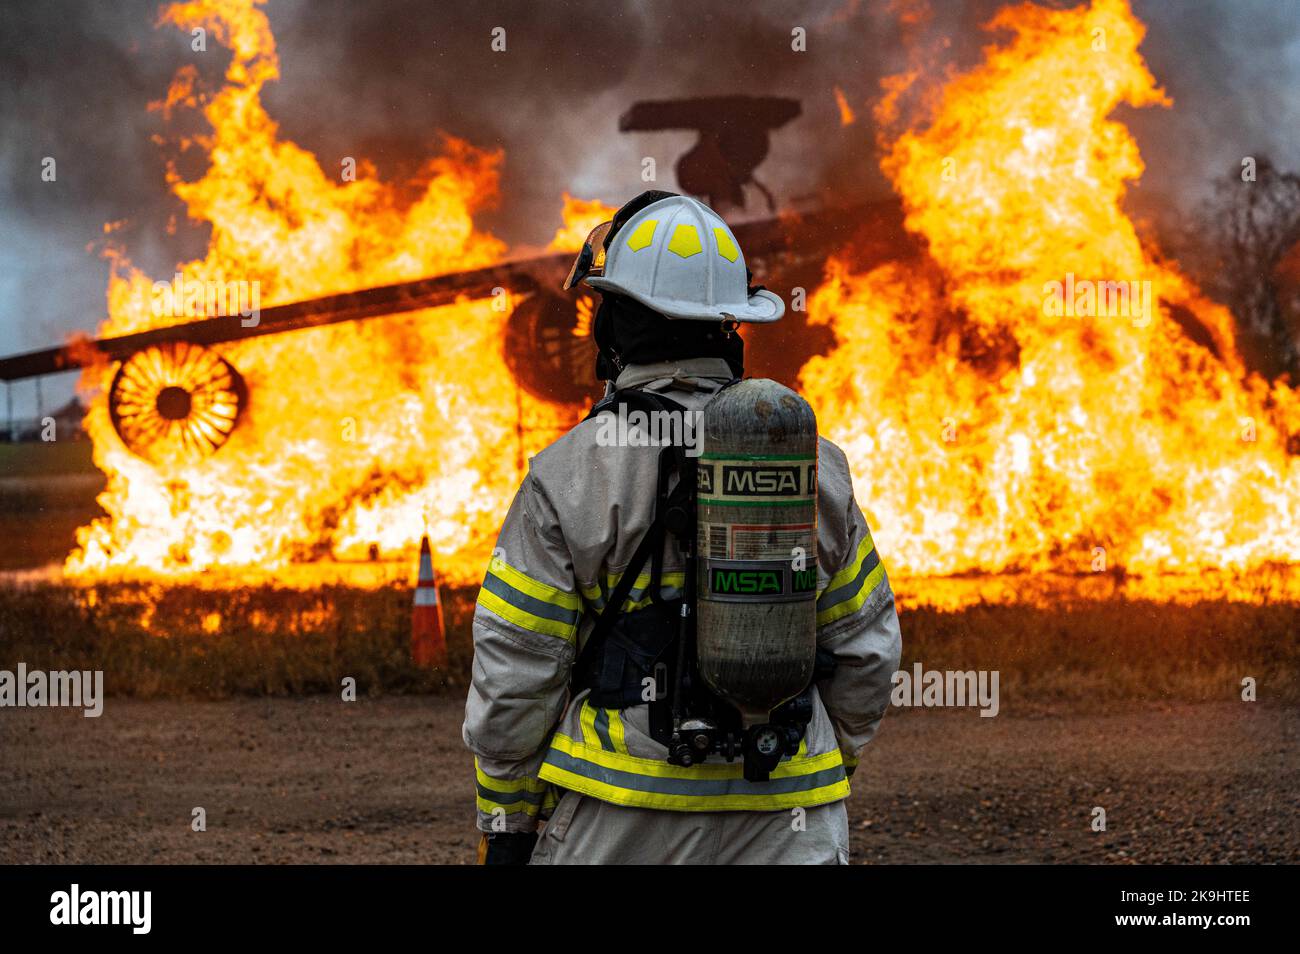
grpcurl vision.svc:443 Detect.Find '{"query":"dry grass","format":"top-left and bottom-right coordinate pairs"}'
top-left (0, 580), bottom-right (1294, 703)
top-left (0, 581), bottom-right (475, 698)
top-left (902, 599), bottom-right (1299, 706)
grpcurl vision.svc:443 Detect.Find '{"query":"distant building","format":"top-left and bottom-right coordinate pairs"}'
top-left (2, 397), bottom-right (86, 442)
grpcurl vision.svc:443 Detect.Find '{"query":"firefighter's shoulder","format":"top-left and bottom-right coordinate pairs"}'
top-left (816, 435), bottom-right (857, 506)
top-left (525, 413), bottom-right (661, 506)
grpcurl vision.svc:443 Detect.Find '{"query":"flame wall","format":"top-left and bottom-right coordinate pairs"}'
top-left (801, 0), bottom-right (1300, 585)
top-left (70, 0), bottom-right (574, 585)
top-left (67, 0), bottom-right (1300, 602)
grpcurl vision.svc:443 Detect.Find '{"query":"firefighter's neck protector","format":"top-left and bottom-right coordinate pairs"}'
top-left (567, 191), bottom-right (785, 323)
top-left (593, 291), bottom-right (744, 381)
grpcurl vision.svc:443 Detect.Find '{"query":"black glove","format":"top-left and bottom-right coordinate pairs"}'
top-left (480, 830), bottom-right (539, 866)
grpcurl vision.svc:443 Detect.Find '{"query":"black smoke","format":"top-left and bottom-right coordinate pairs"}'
top-left (1, 0), bottom-right (1297, 415)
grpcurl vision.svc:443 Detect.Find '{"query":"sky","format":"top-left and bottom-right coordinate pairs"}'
top-left (2, 0), bottom-right (1298, 419)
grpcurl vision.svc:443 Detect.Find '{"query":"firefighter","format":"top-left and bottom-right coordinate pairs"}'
top-left (464, 191), bottom-right (901, 864)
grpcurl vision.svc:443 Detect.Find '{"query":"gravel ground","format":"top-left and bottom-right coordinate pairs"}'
top-left (1, 697), bottom-right (1295, 864)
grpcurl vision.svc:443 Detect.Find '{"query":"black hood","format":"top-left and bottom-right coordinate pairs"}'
top-left (593, 291), bottom-right (744, 381)
top-left (590, 189), bottom-right (744, 381)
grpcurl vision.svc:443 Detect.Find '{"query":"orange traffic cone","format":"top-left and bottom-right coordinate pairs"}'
top-left (411, 535), bottom-right (446, 668)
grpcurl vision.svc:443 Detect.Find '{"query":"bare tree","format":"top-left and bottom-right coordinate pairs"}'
top-left (1196, 157), bottom-right (1300, 379)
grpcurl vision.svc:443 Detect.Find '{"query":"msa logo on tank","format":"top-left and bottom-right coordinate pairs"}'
top-left (698, 453), bottom-right (817, 603)
top-left (723, 463), bottom-right (799, 495)
top-left (704, 558), bottom-right (818, 603)
top-left (697, 455), bottom-right (816, 501)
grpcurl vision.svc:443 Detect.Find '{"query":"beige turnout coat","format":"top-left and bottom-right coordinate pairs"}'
top-left (464, 357), bottom-right (901, 835)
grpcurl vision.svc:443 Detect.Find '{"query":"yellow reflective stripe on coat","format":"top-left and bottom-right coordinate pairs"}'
top-left (578, 701), bottom-right (630, 754)
top-left (538, 733), bottom-right (849, 812)
top-left (541, 786), bottom-right (559, 812)
top-left (816, 532), bottom-right (886, 628)
top-left (606, 709), bottom-right (629, 754)
top-left (580, 702), bottom-right (602, 747)
top-left (474, 758), bottom-right (551, 817)
top-left (478, 556), bottom-right (581, 642)
top-left (580, 571), bottom-right (686, 613)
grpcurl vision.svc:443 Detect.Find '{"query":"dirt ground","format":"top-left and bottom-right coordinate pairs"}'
top-left (2, 696), bottom-right (1295, 865)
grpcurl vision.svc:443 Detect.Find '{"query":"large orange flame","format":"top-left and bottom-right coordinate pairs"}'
top-left (548, 193), bottom-right (619, 252)
top-left (68, 0), bottom-right (1299, 609)
top-left (69, 0), bottom-right (574, 585)
top-left (800, 0), bottom-right (1300, 601)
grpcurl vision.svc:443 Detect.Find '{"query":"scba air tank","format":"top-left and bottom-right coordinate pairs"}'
top-left (695, 378), bottom-right (818, 722)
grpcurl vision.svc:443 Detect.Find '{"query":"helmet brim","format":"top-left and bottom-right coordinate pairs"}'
top-left (584, 277), bottom-right (785, 323)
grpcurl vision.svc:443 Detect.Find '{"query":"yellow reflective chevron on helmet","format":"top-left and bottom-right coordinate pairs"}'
top-left (714, 227), bottom-right (739, 262)
top-left (583, 194), bottom-right (785, 322)
top-left (666, 224), bottom-right (702, 258)
top-left (625, 218), bottom-right (658, 251)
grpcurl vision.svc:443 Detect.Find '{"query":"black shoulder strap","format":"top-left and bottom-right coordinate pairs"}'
top-left (573, 388), bottom-right (691, 682)
top-left (584, 385), bottom-right (689, 422)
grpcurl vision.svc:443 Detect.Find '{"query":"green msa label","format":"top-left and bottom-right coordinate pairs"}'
top-left (791, 568), bottom-right (818, 593)
top-left (704, 559), bottom-right (818, 603)
top-left (711, 567), bottom-right (782, 595)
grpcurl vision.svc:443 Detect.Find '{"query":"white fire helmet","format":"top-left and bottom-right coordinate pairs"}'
top-left (566, 194), bottom-right (785, 323)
